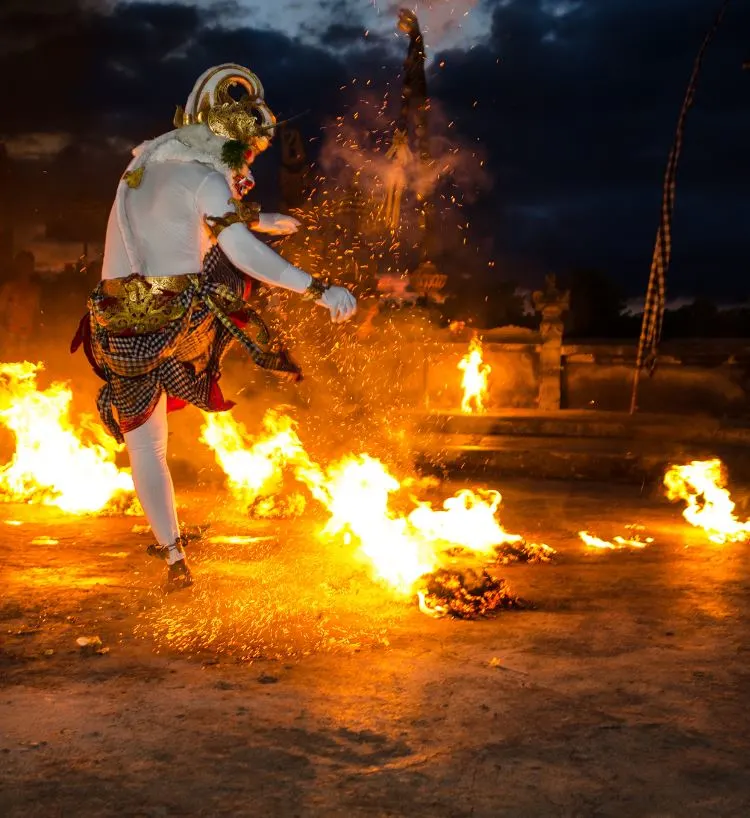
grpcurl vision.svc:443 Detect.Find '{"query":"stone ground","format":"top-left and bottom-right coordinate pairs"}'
top-left (1, 478), bottom-right (750, 817)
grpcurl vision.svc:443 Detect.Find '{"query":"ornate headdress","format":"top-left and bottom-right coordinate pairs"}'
top-left (115, 64), bottom-right (278, 275)
top-left (173, 63), bottom-right (277, 160)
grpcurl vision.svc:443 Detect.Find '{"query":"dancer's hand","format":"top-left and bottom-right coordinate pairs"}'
top-left (320, 286), bottom-right (357, 323)
top-left (255, 213), bottom-right (301, 235)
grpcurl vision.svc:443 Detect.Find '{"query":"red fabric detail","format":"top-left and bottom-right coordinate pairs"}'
top-left (229, 275), bottom-right (254, 326)
top-left (164, 380), bottom-right (235, 417)
top-left (165, 380), bottom-right (234, 416)
top-left (208, 378), bottom-right (235, 412)
top-left (228, 310), bottom-right (249, 329)
top-left (166, 396), bottom-right (188, 413)
top-left (70, 312), bottom-right (107, 380)
top-left (70, 313), bottom-right (87, 354)
top-left (124, 379), bottom-right (236, 432)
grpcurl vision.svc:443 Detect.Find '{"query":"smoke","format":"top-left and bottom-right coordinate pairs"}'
top-left (371, 0), bottom-right (484, 50)
top-left (316, 88), bottom-right (490, 222)
top-left (3, 133), bottom-right (73, 161)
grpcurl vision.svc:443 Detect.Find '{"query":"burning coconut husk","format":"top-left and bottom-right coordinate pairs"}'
top-left (248, 492), bottom-right (307, 520)
top-left (664, 458), bottom-right (750, 544)
top-left (417, 568), bottom-right (526, 619)
top-left (0, 361), bottom-right (139, 515)
top-left (199, 407), bottom-right (553, 618)
top-left (199, 409), bottom-right (313, 518)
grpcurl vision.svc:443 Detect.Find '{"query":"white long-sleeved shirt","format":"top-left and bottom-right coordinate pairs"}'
top-left (101, 160), bottom-right (312, 293)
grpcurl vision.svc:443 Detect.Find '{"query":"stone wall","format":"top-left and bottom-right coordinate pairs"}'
top-left (418, 335), bottom-right (750, 417)
top-left (563, 341), bottom-right (750, 416)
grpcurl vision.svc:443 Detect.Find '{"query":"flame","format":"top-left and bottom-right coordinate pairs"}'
top-left (200, 409), bottom-right (550, 599)
top-left (578, 530), bottom-right (651, 550)
top-left (199, 409), bottom-right (314, 516)
top-left (664, 458), bottom-right (750, 544)
top-left (0, 361), bottom-right (136, 514)
top-left (458, 336), bottom-right (491, 413)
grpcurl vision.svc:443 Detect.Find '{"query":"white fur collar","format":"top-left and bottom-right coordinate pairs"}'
top-left (131, 124), bottom-right (230, 178)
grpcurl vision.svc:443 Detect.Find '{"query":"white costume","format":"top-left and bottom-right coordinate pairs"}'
top-left (73, 64), bottom-right (356, 590)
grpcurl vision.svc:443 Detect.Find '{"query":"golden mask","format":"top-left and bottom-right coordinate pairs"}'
top-left (174, 64), bottom-right (277, 154)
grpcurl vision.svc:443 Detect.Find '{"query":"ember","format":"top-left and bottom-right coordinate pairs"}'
top-left (664, 458), bottom-right (750, 544)
top-left (0, 361), bottom-right (138, 515)
top-left (458, 336), bottom-right (491, 413)
top-left (417, 568), bottom-right (525, 619)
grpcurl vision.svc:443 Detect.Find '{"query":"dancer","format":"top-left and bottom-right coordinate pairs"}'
top-left (72, 64), bottom-right (356, 590)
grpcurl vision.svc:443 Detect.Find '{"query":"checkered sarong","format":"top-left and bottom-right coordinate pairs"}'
top-left (71, 246), bottom-right (301, 442)
top-left (634, 0), bottom-right (731, 379)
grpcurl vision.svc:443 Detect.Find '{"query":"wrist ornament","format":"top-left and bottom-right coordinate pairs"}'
top-left (302, 277), bottom-right (330, 302)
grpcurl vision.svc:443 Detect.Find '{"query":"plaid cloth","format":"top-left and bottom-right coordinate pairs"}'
top-left (71, 246), bottom-right (301, 442)
top-left (634, 0), bottom-right (730, 384)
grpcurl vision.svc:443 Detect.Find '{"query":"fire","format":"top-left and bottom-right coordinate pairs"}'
top-left (458, 336), bottom-right (491, 413)
top-left (200, 409), bottom-right (551, 604)
top-left (578, 529), bottom-right (652, 550)
top-left (307, 454), bottom-right (436, 592)
top-left (310, 458), bottom-right (551, 594)
top-left (0, 361), bottom-right (136, 514)
top-left (199, 409), bottom-right (313, 517)
top-left (664, 458), bottom-right (750, 544)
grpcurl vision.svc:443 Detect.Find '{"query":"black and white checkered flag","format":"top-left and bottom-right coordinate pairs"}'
top-left (631, 0), bottom-right (731, 411)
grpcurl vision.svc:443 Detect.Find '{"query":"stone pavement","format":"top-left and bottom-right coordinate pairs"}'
top-left (1, 480), bottom-right (750, 816)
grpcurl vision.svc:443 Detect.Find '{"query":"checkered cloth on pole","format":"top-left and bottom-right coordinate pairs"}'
top-left (635, 0), bottom-right (731, 376)
top-left (71, 245), bottom-right (301, 443)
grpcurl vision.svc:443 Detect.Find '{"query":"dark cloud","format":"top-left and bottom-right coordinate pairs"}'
top-left (2, 2), bottom-right (388, 141)
top-left (1, 1), bottom-right (390, 220)
top-left (430, 0), bottom-right (750, 295)
top-left (319, 22), bottom-right (370, 47)
top-left (0, 0), bottom-right (109, 55)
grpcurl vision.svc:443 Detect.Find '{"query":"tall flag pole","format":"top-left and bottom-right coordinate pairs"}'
top-left (630, 0), bottom-right (732, 414)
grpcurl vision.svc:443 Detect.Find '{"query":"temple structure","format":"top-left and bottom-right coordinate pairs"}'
top-left (380, 9), bottom-right (446, 305)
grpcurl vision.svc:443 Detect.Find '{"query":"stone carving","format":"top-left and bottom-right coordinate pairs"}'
top-left (533, 274), bottom-right (570, 410)
top-left (409, 260), bottom-right (447, 303)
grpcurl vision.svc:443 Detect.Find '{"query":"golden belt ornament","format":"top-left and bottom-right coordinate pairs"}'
top-left (91, 275), bottom-right (194, 334)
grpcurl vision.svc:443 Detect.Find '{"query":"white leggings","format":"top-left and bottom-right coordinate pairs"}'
top-left (123, 393), bottom-right (180, 546)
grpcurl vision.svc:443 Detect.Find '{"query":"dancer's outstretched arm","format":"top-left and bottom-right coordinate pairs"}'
top-left (196, 172), bottom-right (356, 323)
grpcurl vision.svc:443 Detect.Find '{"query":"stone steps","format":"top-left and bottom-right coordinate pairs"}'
top-left (414, 409), bottom-right (746, 442)
top-left (411, 410), bottom-right (750, 483)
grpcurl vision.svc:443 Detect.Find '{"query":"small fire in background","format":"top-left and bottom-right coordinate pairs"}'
top-left (664, 458), bottom-right (750, 544)
top-left (0, 361), bottom-right (138, 515)
top-left (578, 527), bottom-right (653, 551)
top-left (458, 336), bottom-right (491, 414)
top-left (200, 409), bottom-right (553, 617)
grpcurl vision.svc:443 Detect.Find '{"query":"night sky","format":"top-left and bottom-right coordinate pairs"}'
top-left (1, 0), bottom-right (749, 299)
